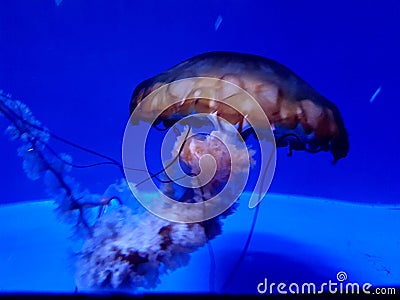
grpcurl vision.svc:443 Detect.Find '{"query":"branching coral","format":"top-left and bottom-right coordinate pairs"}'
top-left (1, 91), bottom-right (254, 291)
top-left (0, 92), bottom-right (113, 234)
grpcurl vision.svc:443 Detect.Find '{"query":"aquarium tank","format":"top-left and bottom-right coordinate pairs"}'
top-left (0, 0), bottom-right (399, 297)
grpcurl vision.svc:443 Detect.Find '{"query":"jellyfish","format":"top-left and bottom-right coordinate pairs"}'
top-left (126, 51), bottom-right (350, 291)
top-left (0, 52), bottom-right (349, 292)
top-left (130, 51), bottom-right (349, 164)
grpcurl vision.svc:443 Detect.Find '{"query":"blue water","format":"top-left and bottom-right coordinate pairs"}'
top-left (0, 0), bottom-right (399, 295)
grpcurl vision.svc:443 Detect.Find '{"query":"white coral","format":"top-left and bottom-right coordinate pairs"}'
top-left (76, 122), bottom-right (253, 290)
top-left (76, 206), bottom-right (210, 290)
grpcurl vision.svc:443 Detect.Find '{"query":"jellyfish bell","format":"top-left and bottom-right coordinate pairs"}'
top-left (130, 51), bottom-right (349, 163)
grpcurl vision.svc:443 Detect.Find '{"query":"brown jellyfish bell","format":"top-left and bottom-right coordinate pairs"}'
top-left (130, 51), bottom-right (349, 163)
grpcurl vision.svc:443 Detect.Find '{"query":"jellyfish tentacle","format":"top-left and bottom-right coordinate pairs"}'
top-left (287, 141), bottom-right (293, 157)
top-left (222, 193), bottom-right (261, 292)
top-left (276, 133), bottom-right (326, 157)
top-left (2, 93), bottom-right (180, 189)
top-left (1, 94), bottom-right (125, 173)
top-left (134, 126), bottom-right (192, 187)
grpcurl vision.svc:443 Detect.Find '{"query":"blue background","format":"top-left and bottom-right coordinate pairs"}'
top-left (1, 0), bottom-right (400, 205)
